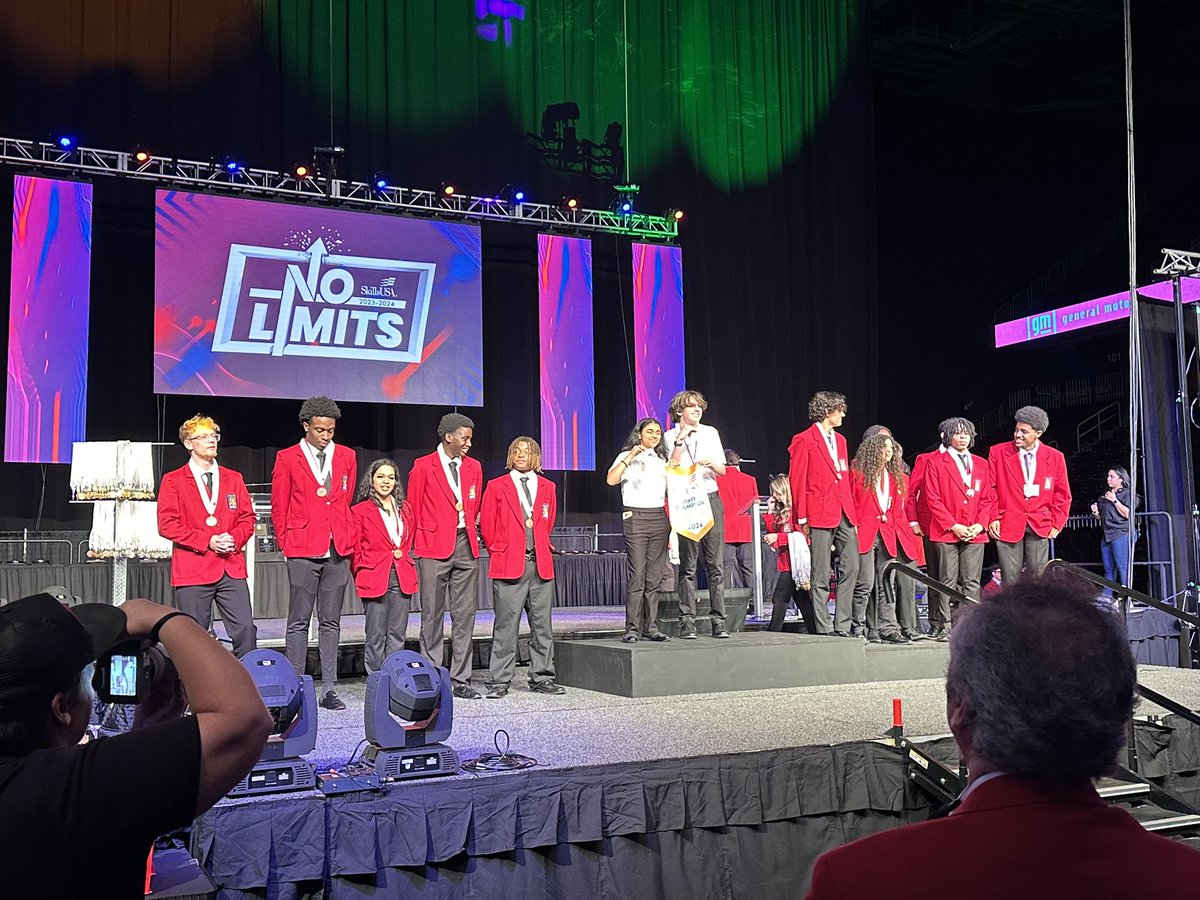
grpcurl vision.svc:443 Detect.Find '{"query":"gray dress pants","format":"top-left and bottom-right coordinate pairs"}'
top-left (416, 531), bottom-right (479, 686)
top-left (488, 556), bottom-right (556, 688)
top-left (284, 554), bottom-right (350, 689)
top-left (174, 572), bottom-right (257, 658)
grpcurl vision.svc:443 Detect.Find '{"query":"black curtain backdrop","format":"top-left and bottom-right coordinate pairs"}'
top-left (0, 1), bottom-right (876, 530)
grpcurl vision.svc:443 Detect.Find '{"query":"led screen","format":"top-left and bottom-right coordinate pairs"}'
top-left (538, 234), bottom-right (595, 470)
top-left (6, 175), bottom-right (92, 463)
top-left (154, 191), bottom-right (483, 404)
top-left (632, 242), bottom-right (685, 425)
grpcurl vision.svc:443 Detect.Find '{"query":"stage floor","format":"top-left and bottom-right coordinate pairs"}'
top-left (292, 657), bottom-right (1200, 775)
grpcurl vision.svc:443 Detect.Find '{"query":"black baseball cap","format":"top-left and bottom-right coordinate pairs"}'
top-left (0, 593), bottom-right (127, 712)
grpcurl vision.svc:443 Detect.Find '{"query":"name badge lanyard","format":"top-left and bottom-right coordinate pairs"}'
top-left (379, 501), bottom-right (404, 558)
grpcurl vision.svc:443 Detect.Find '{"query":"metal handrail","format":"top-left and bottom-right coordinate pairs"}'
top-left (878, 560), bottom-right (980, 608)
top-left (1136, 684), bottom-right (1200, 733)
top-left (1044, 559), bottom-right (1200, 629)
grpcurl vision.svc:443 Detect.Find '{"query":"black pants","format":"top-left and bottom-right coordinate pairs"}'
top-left (678, 491), bottom-right (726, 624)
top-left (284, 554), bottom-right (349, 688)
top-left (174, 572), bottom-right (256, 657)
top-left (623, 507), bottom-right (670, 634)
top-left (362, 566), bottom-right (412, 674)
top-left (768, 570), bottom-right (816, 633)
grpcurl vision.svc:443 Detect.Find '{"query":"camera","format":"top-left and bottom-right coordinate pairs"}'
top-left (93, 641), bottom-right (169, 704)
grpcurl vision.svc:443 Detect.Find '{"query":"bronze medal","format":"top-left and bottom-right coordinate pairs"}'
top-left (525, 517), bottom-right (534, 528)
top-left (316, 486), bottom-right (328, 498)
top-left (455, 500), bottom-right (463, 511)
top-left (392, 548), bottom-right (403, 559)
top-left (205, 515), bottom-right (218, 527)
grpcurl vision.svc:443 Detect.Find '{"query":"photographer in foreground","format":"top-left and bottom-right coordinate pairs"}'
top-left (0, 594), bottom-right (273, 896)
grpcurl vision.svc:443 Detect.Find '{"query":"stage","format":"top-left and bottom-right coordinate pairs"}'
top-left (189, 632), bottom-right (1200, 898)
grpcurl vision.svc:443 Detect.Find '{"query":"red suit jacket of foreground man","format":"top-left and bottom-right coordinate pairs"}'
top-left (806, 774), bottom-right (1200, 899)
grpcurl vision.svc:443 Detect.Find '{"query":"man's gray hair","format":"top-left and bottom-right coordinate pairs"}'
top-left (1014, 405), bottom-right (1049, 433)
top-left (947, 573), bottom-right (1136, 780)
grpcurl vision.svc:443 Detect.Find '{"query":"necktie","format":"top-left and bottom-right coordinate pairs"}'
top-left (959, 453), bottom-right (971, 475)
top-left (202, 471), bottom-right (213, 496)
top-left (521, 476), bottom-right (535, 551)
top-left (520, 475), bottom-right (533, 509)
top-left (826, 432), bottom-right (836, 456)
top-left (449, 459), bottom-right (459, 486)
top-left (1023, 451), bottom-right (1033, 479)
top-left (316, 449), bottom-right (326, 469)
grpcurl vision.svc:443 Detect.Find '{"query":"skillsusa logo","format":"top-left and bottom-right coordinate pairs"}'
top-left (211, 238), bottom-right (435, 361)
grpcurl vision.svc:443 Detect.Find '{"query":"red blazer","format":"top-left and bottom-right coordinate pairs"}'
top-left (904, 450), bottom-right (942, 534)
top-left (806, 775), bottom-right (1200, 899)
top-left (270, 442), bottom-right (357, 558)
top-left (407, 450), bottom-right (483, 560)
top-left (850, 470), bottom-right (922, 563)
top-left (924, 451), bottom-right (996, 544)
top-left (351, 499), bottom-right (418, 598)
top-left (716, 468), bottom-right (760, 543)
top-left (480, 473), bottom-right (557, 580)
top-left (987, 441), bottom-right (1072, 542)
top-left (788, 424), bottom-right (856, 529)
top-left (763, 512), bottom-right (796, 573)
top-left (157, 463), bottom-right (256, 587)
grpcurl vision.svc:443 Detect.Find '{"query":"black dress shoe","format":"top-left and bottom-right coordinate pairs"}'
top-left (643, 631), bottom-right (672, 642)
top-left (453, 683), bottom-right (482, 700)
top-left (882, 631), bottom-right (911, 644)
top-left (319, 690), bottom-right (346, 711)
top-left (902, 628), bottom-right (928, 641)
top-left (485, 684), bottom-right (509, 699)
top-left (530, 680), bottom-right (566, 695)
top-left (833, 630), bottom-right (850, 638)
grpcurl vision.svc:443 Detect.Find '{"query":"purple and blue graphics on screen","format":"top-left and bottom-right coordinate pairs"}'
top-left (994, 279), bottom-right (1200, 348)
top-left (154, 191), bottom-right (483, 405)
top-left (538, 234), bottom-right (595, 470)
top-left (632, 243), bottom-right (685, 426)
top-left (6, 176), bottom-right (92, 464)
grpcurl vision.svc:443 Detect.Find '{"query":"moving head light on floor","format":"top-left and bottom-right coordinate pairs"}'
top-left (228, 649), bottom-right (318, 796)
top-left (364, 651), bottom-right (459, 781)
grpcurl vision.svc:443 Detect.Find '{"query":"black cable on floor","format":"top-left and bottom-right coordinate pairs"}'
top-left (462, 728), bottom-right (539, 773)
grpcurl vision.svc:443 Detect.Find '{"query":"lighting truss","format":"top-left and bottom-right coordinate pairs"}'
top-left (1155, 249), bottom-right (1200, 278)
top-left (0, 136), bottom-right (679, 240)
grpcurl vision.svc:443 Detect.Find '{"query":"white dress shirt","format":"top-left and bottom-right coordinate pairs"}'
top-left (663, 423), bottom-right (724, 494)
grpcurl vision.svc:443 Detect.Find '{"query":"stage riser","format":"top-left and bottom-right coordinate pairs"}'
top-left (554, 633), bottom-right (949, 697)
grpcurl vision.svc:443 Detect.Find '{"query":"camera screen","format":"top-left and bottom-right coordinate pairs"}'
top-left (109, 654), bottom-right (138, 698)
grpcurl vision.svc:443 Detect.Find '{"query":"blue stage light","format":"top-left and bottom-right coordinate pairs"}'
top-left (373, 174), bottom-right (388, 190)
top-left (620, 200), bottom-right (633, 214)
top-left (224, 159), bottom-right (240, 173)
top-left (56, 135), bottom-right (75, 150)
top-left (514, 190), bottom-right (525, 202)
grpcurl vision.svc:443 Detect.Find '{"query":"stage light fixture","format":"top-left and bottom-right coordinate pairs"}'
top-left (132, 146), bottom-right (151, 164)
top-left (54, 133), bottom-right (76, 150)
top-left (440, 182), bottom-right (457, 197)
top-left (371, 172), bottom-right (389, 191)
top-left (561, 196), bottom-right (580, 212)
top-left (668, 208), bottom-right (685, 222)
top-left (363, 650), bottom-right (459, 780)
top-left (227, 649), bottom-right (319, 797)
top-left (217, 155), bottom-right (242, 176)
top-left (514, 190), bottom-right (526, 202)
top-left (293, 162), bottom-right (312, 179)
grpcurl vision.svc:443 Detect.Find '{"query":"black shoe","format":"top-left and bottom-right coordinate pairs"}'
top-left (866, 629), bottom-right (883, 644)
top-left (319, 690), bottom-right (346, 711)
top-left (833, 630), bottom-right (850, 638)
top-left (622, 631), bottom-right (639, 643)
top-left (680, 622), bottom-right (698, 640)
top-left (453, 683), bottom-right (482, 700)
top-left (530, 680), bottom-right (566, 695)
top-left (902, 628), bottom-right (928, 641)
top-left (643, 631), bottom-right (672, 642)
top-left (485, 684), bottom-right (509, 699)
top-left (934, 626), bottom-right (951, 642)
top-left (712, 623), bottom-right (730, 638)
top-left (882, 631), bottom-right (911, 644)
top-left (849, 626), bottom-right (868, 642)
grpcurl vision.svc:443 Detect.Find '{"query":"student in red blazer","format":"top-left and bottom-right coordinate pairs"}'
top-left (924, 418), bottom-right (996, 609)
top-left (806, 575), bottom-right (1200, 898)
top-left (350, 458), bottom-right (418, 674)
top-left (716, 450), bottom-right (761, 590)
top-left (787, 391), bottom-right (859, 635)
top-left (157, 414), bottom-right (257, 657)
top-left (905, 425), bottom-right (951, 638)
top-left (271, 396), bottom-right (358, 711)
top-left (407, 413), bottom-right (483, 699)
top-left (986, 405), bottom-right (1071, 585)
top-left (849, 433), bottom-right (913, 644)
top-left (761, 475), bottom-right (816, 633)
top-left (480, 437), bottom-right (565, 698)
